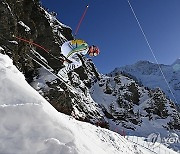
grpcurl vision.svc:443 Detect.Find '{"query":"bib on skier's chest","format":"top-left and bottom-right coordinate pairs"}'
top-left (70, 40), bottom-right (87, 48)
top-left (66, 40), bottom-right (89, 58)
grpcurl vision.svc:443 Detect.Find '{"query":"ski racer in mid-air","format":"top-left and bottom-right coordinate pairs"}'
top-left (58, 39), bottom-right (100, 81)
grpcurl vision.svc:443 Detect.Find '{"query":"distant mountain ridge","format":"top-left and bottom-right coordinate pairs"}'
top-left (109, 60), bottom-right (180, 104)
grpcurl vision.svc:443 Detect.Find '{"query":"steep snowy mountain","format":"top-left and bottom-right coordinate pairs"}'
top-left (109, 60), bottom-right (180, 105)
top-left (0, 53), bottom-right (152, 154)
top-left (0, 0), bottom-right (180, 153)
top-left (90, 73), bottom-right (180, 152)
top-left (0, 53), bottom-right (178, 153)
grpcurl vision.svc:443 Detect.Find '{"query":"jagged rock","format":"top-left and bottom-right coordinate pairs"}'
top-left (110, 60), bottom-right (180, 107)
top-left (90, 73), bottom-right (180, 135)
top-left (0, 0), bottom-right (106, 125)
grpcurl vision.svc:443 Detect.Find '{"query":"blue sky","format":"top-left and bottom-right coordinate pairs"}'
top-left (41, 0), bottom-right (180, 73)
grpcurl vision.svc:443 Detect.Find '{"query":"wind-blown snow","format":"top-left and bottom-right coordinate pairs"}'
top-left (0, 53), bottom-right (162, 154)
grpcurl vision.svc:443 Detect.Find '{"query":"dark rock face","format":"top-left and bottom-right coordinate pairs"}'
top-left (0, 0), bottom-right (107, 126)
top-left (0, 0), bottom-right (70, 76)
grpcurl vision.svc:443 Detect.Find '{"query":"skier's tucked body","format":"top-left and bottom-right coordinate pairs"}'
top-left (58, 39), bottom-right (100, 81)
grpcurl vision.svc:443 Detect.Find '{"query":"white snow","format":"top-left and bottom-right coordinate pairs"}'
top-left (8, 40), bottom-right (18, 44)
top-left (2, 1), bottom-right (14, 16)
top-left (0, 46), bottom-right (4, 51)
top-left (90, 74), bottom-right (180, 153)
top-left (126, 136), bottom-right (178, 154)
top-left (18, 21), bottom-right (31, 32)
top-left (111, 60), bottom-right (180, 104)
top-left (0, 53), bottom-right (160, 154)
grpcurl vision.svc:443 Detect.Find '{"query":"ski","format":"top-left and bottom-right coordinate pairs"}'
top-left (26, 53), bottom-right (73, 90)
top-left (30, 49), bottom-right (54, 71)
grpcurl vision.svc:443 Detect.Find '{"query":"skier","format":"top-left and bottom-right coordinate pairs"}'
top-left (58, 39), bottom-right (100, 81)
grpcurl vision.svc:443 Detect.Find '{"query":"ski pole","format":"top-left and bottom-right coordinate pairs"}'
top-left (13, 35), bottom-right (65, 62)
top-left (13, 35), bottom-right (49, 53)
top-left (74, 5), bottom-right (89, 37)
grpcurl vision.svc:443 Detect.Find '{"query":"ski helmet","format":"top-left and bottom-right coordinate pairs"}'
top-left (88, 45), bottom-right (100, 57)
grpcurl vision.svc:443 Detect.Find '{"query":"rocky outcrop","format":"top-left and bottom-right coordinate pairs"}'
top-left (0, 0), bottom-right (106, 125)
top-left (90, 73), bottom-right (180, 132)
top-left (0, 0), bottom-right (68, 72)
top-left (110, 60), bottom-right (180, 106)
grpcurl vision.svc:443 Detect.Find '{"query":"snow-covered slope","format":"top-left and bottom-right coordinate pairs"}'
top-left (90, 73), bottom-right (180, 152)
top-left (0, 50), bottom-right (179, 154)
top-left (1, 53), bottom-right (166, 154)
top-left (110, 60), bottom-right (180, 104)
